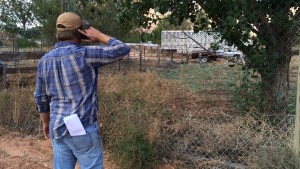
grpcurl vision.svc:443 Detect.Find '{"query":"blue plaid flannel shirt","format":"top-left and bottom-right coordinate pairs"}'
top-left (34, 38), bottom-right (130, 139)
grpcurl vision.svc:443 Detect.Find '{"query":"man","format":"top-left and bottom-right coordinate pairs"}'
top-left (34, 12), bottom-right (130, 169)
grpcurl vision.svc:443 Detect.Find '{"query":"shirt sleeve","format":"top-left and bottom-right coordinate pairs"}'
top-left (84, 38), bottom-right (131, 68)
top-left (34, 61), bottom-right (51, 113)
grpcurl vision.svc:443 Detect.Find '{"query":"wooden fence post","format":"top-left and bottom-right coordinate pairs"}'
top-left (157, 46), bottom-right (160, 67)
top-left (139, 45), bottom-right (142, 71)
top-left (2, 64), bottom-right (6, 89)
top-left (294, 49), bottom-right (300, 162)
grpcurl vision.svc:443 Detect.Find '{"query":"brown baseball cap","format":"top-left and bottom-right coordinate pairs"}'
top-left (56, 12), bottom-right (83, 32)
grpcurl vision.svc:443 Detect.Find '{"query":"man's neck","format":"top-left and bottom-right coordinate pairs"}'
top-left (61, 38), bottom-right (80, 43)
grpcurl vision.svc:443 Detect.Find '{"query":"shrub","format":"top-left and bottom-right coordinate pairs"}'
top-left (232, 69), bottom-right (264, 116)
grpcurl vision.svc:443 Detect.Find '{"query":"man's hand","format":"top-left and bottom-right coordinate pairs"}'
top-left (78, 27), bottom-right (111, 44)
top-left (40, 112), bottom-right (50, 139)
top-left (43, 123), bottom-right (50, 139)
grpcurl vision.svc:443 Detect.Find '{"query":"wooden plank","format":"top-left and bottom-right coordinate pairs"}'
top-left (0, 52), bottom-right (44, 61)
top-left (6, 67), bottom-right (37, 74)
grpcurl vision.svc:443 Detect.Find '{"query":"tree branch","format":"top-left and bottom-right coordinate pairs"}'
top-left (255, 6), bottom-right (277, 46)
top-left (181, 30), bottom-right (210, 51)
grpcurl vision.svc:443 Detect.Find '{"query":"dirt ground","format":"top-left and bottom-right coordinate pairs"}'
top-left (0, 129), bottom-right (118, 169)
top-left (0, 129), bottom-right (174, 169)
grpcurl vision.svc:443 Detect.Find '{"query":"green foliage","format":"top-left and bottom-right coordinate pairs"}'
top-left (116, 0), bottom-right (300, 116)
top-left (75, 0), bottom-right (133, 41)
top-left (0, 0), bottom-right (34, 32)
top-left (16, 38), bottom-right (38, 48)
top-left (159, 64), bottom-right (239, 91)
top-left (117, 0), bottom-right (299, 69)
top-left (140, 32), bottom-right (152, 43)
top-left (114, 132), bottom-right (157, 169)
top-left (210, 42), bottom-right (220, 51)
top-left (150, 19), bottom-right (192, 44)
top-left (232, 69), bottom-right (264, 115)
top-left (115, 0), bottom-right (195, 28)
top-left (31, 0), bottom-right (60, 40)
top-left (31, 0), bottom-right (134, 42)
top-left (20, 29), bottom-right (42, 39)
top-left (125, 31), bottom-right (142, 43)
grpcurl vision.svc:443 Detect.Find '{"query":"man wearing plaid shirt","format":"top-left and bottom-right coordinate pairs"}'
top-left (34, 12), bottom-right (130, 169)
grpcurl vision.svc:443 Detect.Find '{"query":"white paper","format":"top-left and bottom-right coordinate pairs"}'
top-left (63, 114), bottom-right (86, 136)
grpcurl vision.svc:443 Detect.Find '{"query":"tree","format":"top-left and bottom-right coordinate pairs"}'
top-left (0, 0), bottom-right (34, 33)
top-left (150, 19), bottom-right (192, 44)
top-left (116, 0), bottom-right (300, 116)
top-left (31, 0), bottom-right (61, 43)
top-left (74, 0), bottom-right (134, 41)
top-left (31, 0), bottom-right (135, 42)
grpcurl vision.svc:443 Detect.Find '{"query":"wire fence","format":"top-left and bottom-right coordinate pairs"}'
top-left (0, 43), bottom-right (297, 168)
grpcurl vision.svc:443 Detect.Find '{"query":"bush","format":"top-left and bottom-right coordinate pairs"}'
top-left (232, 69), bottom-right (264, 116)
top-left (114, 132), bottom-right (157, 168)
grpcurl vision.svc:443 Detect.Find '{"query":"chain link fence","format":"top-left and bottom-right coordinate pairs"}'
top-left (0, 42), bottom-right (184, 128)
top-left (0, 4), bottom-right (299, 169)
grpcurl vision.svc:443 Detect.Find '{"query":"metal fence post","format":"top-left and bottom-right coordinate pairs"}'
top-left (294, 48), bottom-right (300, 161)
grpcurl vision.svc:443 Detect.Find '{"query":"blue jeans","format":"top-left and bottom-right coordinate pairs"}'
top-left (51, 122), bottom-right (103, 169)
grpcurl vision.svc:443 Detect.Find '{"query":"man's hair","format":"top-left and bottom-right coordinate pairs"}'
top-left (56, 28), bottom-right (81, 41)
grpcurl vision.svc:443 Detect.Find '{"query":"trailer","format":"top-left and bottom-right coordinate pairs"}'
top-left (161, 30), bottom-right (244, 64)
top-left (161, 30), bottom-right (221, 57)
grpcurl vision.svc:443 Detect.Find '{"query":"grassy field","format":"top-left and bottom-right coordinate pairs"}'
top-left (158, 63), bottom-right (243, 91)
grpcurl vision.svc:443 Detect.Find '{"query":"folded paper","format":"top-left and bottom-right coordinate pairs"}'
top-left (63, 114), bottom-right (86, 136)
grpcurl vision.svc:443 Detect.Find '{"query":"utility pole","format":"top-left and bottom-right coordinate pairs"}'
top-left (61, 0), bottom-right (64, 13)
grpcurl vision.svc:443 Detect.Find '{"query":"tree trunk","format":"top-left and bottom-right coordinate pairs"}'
top-left (260, 50), bottom-right (292, 118)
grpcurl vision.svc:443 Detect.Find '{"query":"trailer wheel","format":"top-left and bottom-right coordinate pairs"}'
top-left (232, 54), bottom-right (240, 62)
top-left (198, 55), bottom-right (209, 63)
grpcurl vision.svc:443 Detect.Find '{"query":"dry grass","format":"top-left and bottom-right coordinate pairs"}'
top-left (98, 71), bottom-right (296, 169)
top-left (0, 72), bottom-right (39, 132)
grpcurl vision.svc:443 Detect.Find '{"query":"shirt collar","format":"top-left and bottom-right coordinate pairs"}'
top-left (55, 41), bottom-right (78, 48)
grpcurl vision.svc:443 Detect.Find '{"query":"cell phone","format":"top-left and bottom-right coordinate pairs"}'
top-left (79, 20), bottom-right (90, 39)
